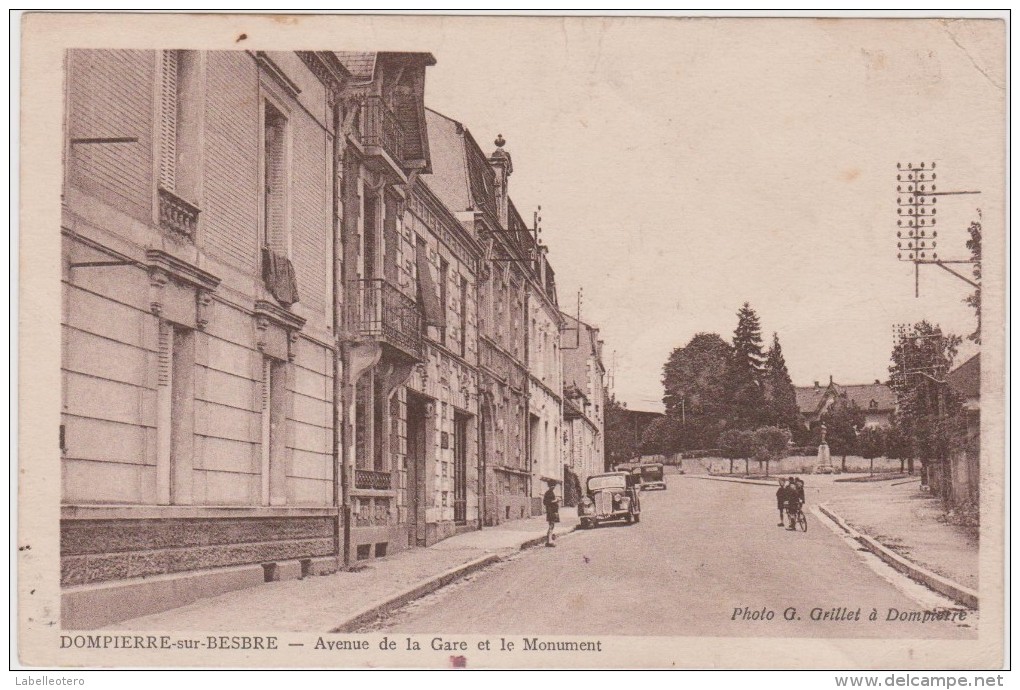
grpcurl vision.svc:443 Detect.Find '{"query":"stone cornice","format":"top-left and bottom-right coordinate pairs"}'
top-left (254, 51), bottom-right (302, 99)
top-left (145, 249), bottom-right (220, 292)
top-left (254, 299), bottom-right (307, 332)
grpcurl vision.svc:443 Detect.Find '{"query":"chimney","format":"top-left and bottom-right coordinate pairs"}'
top-left (814, 381), bottom-right (820, 389)
top-left (489, 134), bottom-right (512, 228)
top-left (875, 379), bottom-right (881, 385)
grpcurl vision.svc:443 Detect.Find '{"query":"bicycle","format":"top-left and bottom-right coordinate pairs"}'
top-left (790, 506), bottom-right (807, 532)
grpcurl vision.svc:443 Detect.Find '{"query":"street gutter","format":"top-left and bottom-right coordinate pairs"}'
top-left (330, 524), bottom-right (580, 632)
top-left (817, 503), bottom-right (978, 610)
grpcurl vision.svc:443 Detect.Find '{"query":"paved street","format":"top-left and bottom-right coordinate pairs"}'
top-left (361, 476), bottom-right (975, 638)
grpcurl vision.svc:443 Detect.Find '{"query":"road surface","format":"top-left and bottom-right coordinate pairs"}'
top-left (361, 476), bottom-right (975, 638)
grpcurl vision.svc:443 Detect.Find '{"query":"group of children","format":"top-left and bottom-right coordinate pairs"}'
top-left (776, 477), bottom-right (806, 531)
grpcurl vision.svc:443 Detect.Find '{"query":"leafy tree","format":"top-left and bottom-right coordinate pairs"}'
top-left (857, 426), bottom-right (886, 476)
top-left (763, 332), bottom-right (800, 432)
top-left (726, 303), bottom-right (768, 429)
top-left (751, 425), bottom-right (792, 476)
top-left (661, 333), bottom-right (732, 448)
top-left (888, 322), bottom-right (962, 486)
top-left (719, 428), bottom-right (755, 475)
top-left (603, 392), bottom-right (639, 470)
top-left (964, 220), bottom-right (981, 344)
top-left (883, 413), bottom-right (912, 473)
top-left (820, 393), bottom-right (866, 472)
top-left (640, 415), bottom-right (684, 456)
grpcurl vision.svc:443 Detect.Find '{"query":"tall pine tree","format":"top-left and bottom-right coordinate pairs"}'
top-left (732, 302), bottom-right (766, 383)
top-left (764, 332), bottom-right (800, 432)
top-left (726, 302), bottom-right (768, 429)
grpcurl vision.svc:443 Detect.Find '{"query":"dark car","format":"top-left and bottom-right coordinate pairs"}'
top-left (638, 463), bottom-right (666, 490)
top-left (577, 472), bottom-right (642, 528)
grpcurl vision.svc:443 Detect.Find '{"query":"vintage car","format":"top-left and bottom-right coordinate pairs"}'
top-left (638, 463), bottom-right (667, 490)
top-left (577, 472), bottom-right (641, 528)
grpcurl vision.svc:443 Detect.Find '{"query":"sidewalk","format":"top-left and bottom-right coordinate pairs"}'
top-left (110, 512), bottom-right (580, 633)
top-left (820, 479), bottom-right (979, 592)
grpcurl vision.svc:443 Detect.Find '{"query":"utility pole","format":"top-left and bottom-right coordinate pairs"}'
top-left (895, 161), bottom-right (980, 297)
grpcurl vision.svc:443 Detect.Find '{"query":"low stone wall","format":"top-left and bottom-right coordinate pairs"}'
top-left (61, 515), bottom-right (335, 586)
top-left (679, 455), bottom-right (909, 476)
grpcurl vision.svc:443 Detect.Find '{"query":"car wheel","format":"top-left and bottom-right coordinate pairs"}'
top-left (633, 512), bottom-right (640, 523)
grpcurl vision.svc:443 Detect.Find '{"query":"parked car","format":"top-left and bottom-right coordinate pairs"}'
top-left (578, 472), bottom-right (641, 528)
top-left (638, 463), bottom-right (667, 490)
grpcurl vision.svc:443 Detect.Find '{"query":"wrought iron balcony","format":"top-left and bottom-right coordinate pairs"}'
top-left (350, 278), bottom-right (423, 360)
top-left (361, 95), bottom-right (405, 166)
top-left (158, 187), bottom-right (200, 242)
top-left (355, 468), bottom-right (392, 491)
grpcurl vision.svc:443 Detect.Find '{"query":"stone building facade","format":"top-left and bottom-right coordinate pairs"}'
top-left (61, 50), bottom-right (344, 627)
top-left (561, 313), bottom-right (606, 490)
top-left (59, 48), bottom-right (603, 626)
top-left (524, 230), bottom-right (565, 508)
top-left (422, 110), bottom-right (537, 525)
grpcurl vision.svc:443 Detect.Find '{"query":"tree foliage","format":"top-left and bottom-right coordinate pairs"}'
top-left (639, 415), bottom-right (684, 456)
top-left (726, 303), bottom-right (768, 429)
top-left (964, 220), bottom-right (982, 344)
top-left (751, 425), bottom-right (792, 475)
top-left (661, 333), bottom-right (732, 419)
top-left (718, 428), bottom-right (755, 474)
top-left (763, 332), bottom-right (800, 432)
top-left (888, 321), bottom-right (962, 464)
top-left (603, 391), bottom-right (639, 469)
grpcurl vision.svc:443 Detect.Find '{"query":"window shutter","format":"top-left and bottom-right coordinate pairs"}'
top-left (158, 50), bottom-right (178, 192)
top-left (264, 107), bottom-right (288, 253)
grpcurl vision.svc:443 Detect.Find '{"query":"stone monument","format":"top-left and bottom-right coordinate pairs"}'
top-left (816, 422), bottom-right (832, 468)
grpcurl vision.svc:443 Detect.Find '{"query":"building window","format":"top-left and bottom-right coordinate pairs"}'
top-left (459, 276), bottom-right (468, 357)
top-left (438, 257), bottom-right (449, 345)
top-left (263, 100), bottom-right (289, 255)
top-left (156, 321), bottom-right (195, 505)
top-left (158, 50), bottom-right (200, 201)
top-left (261, 356), bottom-right (288, 505)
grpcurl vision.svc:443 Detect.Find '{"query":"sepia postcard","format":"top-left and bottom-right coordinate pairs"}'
top-left (17, 12), bottom-right (1006, 670)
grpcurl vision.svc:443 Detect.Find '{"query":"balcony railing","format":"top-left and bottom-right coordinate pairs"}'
top-left (355, 469), bottom-right (392, 491)
top-left (350, 278), bottom-right (423, 360)
top-left (158, 187), bottom-right (200, 241)
top-left (361, 95), bottom-right (405, 165)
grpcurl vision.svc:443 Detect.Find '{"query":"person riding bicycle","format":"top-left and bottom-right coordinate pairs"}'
top-left (786, 477), bottom-right (803, 531)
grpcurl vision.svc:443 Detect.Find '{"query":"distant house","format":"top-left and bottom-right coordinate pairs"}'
top-left (794, 377), bottom-right (896, 430)
top-left (947, 353), bottom-right (980, 412)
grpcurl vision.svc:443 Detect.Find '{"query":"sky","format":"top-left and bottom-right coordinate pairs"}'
top-left (415, 17), bottom-right (1004, 411)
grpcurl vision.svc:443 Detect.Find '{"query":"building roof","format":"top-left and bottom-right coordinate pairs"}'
top-left (947, 353), bottom-right (980, 401)
top-left (334, 51), bottom-right (437, 82)
top-left (795, 381), bottom-right (896, 415)
top-left (563, 396), bottom-right (584, 419)
top-left (421, 109), bottom-right (473, 213)
top-left (333, 52), bottom-right (376, 81)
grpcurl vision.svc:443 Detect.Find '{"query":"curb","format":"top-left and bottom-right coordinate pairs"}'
top-left (817, 504), bottom-right (978, 610)
top-left (330, 553), bottom-right (501, 632)
top-left (330, 525), bottom-right (579, 632)
top-left (517, 523), bottom-right (579, 551)
top-left (688, 475), bottom-right (778, 487)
